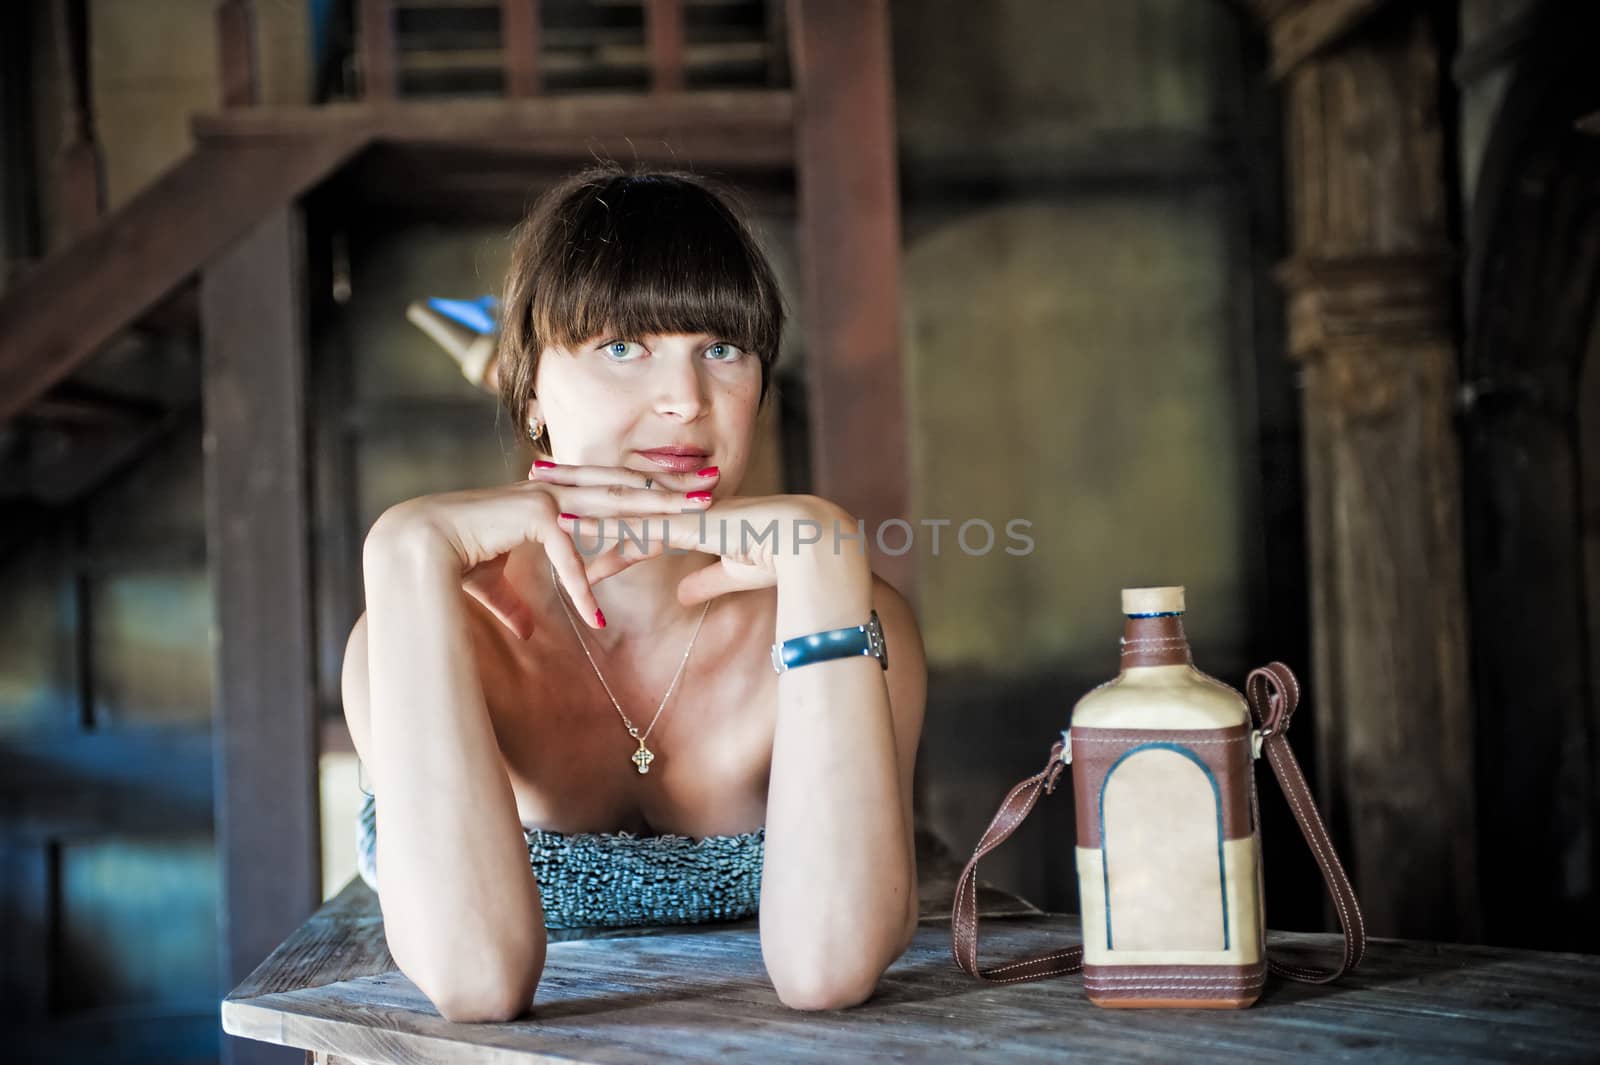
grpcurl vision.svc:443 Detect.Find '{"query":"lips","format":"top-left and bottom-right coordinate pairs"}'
top-left (638, 447), bottom-right (711, 473)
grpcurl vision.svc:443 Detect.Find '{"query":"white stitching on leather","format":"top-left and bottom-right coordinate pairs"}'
top-left (956, 753), bottom-right (1089, 982)
top-left (1085, 980), bottom-right (1267, 992)
top-left (987, 949), bottom-right (1081, 974)
top-left (1268, 742), bottom-right (1364, 967)
top-left (1088, 973), bottom-right (1263, 982)
top-left (1081, 978), bottom-right (1267, 985)
top-left (1071, 736), bottom-right (1246, 745)
top-left (1245, 663), bottom-right (1365, 976)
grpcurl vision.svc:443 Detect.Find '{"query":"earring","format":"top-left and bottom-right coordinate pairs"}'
top-left (527, 419), bottom-right (543, 443)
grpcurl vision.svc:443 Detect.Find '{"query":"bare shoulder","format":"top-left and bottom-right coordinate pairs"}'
top-left (339, 611), bottom-right (374, 765)
top-left (337, 592), bottom-right (526, 756)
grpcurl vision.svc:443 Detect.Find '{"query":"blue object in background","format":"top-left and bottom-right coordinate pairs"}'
top-left (426, 295), bottom-right (499, 337)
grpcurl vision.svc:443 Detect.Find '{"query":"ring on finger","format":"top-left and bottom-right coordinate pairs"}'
top-left (641, 474), bottom-right (654, 490)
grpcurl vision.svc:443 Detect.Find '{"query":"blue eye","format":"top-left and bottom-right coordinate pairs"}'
top-left (706, 342), bottom-right (745, 362)
top-left (602, 340), bottom-right (644, 361)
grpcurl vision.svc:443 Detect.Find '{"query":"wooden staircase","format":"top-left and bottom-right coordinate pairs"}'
top-left (0, 4), bottom-right (905, 1064)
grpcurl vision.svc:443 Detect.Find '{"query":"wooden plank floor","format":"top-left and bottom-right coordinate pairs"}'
top-left (223, 830), bottom-right (1600, 1063)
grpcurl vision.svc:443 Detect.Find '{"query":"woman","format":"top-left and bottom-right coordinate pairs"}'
top-left (342, 163), bottom-right (927, 1023)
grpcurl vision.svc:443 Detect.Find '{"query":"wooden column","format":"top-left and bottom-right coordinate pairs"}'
top-left (501, 0), bottom-right (541, 97)
top-left (1274, 9), bottom-right (1478, 940)
top-left (217, 0), bottom-right (259, 108)
top-left (50, 0), bottom-right (102, 241)
top-left (645, 0), bottom-right (684, 93)
top-left (787, 0), bottom-right (912, 600)
top-left (202, 206), bottom-right (320, 1065)
top-left (359, 0), bottom-right (396, 100)
top-left (1457, 4), bottom-right (1600, 949)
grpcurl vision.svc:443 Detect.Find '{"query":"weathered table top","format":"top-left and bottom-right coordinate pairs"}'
top-left (224, 832), bottom-right (1600, 1064)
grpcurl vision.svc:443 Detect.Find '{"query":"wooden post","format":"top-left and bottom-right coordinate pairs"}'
top-left (787, 0), bottom-right (912, 600)
top-left (202, 206), bottom-right (320, 1065)
top-left (645, 0), bottom-right (685, 93)
top-left (359, 0), bottom-right (396, 100)
top-left (501, 0), bottom-right (541, 97)
top-left (1274, 10), bottom-right (1479, 940)
top-left (217, 0), bottom-right (258, 108)
top-left (50, 0), bottom-right (101, 240)
top-left (1457, 3), bottom-right (1600, 948)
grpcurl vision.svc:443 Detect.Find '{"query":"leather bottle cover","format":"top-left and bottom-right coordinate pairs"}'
top-left (950, 662), bottom-right (1367, 987)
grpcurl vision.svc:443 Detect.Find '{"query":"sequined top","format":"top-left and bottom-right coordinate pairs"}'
top-left (355, 792), bottom-right (765, 930)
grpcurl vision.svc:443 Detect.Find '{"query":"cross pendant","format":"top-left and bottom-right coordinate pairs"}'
top-left (631, 738), bottom-right (655, 775)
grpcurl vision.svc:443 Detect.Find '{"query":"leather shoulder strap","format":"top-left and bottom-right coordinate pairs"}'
top-left (1245, 661), bottom-right (1367, 982)
top-left (950, 738), bottom-right (1082, 982)
top-left (950, 662), bottom-right (1366, 985)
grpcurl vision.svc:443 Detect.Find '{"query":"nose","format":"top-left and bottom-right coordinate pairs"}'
top-left (653, 348), bottom-right (709, 422)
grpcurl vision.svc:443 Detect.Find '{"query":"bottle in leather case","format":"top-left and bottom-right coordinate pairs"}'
top-left (949, 584), bottom-right (1366, 1002)
top-left (1067, 585), bottom-right (1264, 1008)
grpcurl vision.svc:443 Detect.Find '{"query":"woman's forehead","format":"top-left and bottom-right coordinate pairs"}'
top-left (590, 328), bottom-right (718, 342)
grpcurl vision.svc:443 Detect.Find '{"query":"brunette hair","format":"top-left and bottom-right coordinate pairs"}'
top-left (496, 163), bottom-right (786, 455)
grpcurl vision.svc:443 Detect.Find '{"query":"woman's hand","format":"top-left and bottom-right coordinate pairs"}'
top-left (364, 462), bottom-right (721, 639)
top-left (543, 486), bottom-right (865, 606)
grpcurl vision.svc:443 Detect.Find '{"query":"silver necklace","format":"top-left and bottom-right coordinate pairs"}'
top-left (549, 562), bottom-right (712, 775)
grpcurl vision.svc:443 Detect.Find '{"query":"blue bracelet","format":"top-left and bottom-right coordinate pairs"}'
top-left (770, 610), bottom-right (889, 674)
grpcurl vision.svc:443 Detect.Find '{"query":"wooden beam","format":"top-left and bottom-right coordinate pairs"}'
top-left (359, 0), bottom-right (397, 99)
top-left (332, 141), bottom-right (795, 223)
top-left (192, 91), bottom-right (793, 164)
top-left (788, 0), bottom-right (912, 600)
top-left (1269, 0), bottom-right (1393, 80)
top-left (0, 134), bottom-right (364, 425)
top-left (201, 206), bottom-right (320, 1065)
top-left (217, 0), bottom-right (259, 107)
top-left (0, 727), bottom-right (213, 839)
top-left (500, 0), bottom-right (542, 96)
top-left (646, 0), bottom-right (686, 92)
top-left (23, 380), bottom-right (166, 427)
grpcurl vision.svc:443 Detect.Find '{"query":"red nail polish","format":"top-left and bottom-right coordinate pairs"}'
top-left (686, 490), bottom-right (713, 502)
top-left (559, 512), bottom-right (580, 521)
top-left (695, 465), bottom-right (719, 477)
top-left (534, 460), bottom-right (557, 469)
top-left (595, 608), bottom-right (606, 628)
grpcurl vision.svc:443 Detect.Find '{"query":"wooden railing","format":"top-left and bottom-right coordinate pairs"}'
top-left (354, 0), bottom-right (781, 101)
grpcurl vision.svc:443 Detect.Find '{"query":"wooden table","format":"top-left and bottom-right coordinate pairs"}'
top-left (224, 832), bottom-right (1600, 1064)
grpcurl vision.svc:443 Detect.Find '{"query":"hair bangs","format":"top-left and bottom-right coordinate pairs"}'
top-left (531, 177), bottom-right (781, 363)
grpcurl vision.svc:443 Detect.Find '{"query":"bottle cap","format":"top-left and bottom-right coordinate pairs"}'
top-left (1122, 586), bottom-right (1185, 616)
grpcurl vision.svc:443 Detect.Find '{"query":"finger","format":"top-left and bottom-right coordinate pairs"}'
top-left (582, 534), bottom-right (670, 584)
top-left (559, 512), bottom-right (717, 559)
top-left (547, 485), bottom-right (715, 520)
top-left (529, 461), bottom-right (720, 492)
top-left (676, 558), bottom-right (771, 606)
top-left (544, 532), bottom-right (606, 629)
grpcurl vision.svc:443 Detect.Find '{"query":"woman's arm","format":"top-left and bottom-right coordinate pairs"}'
top-left (759, 514), bottom-right (928, 1010)
top-left (348, 520), bottom-right (546, 1022)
